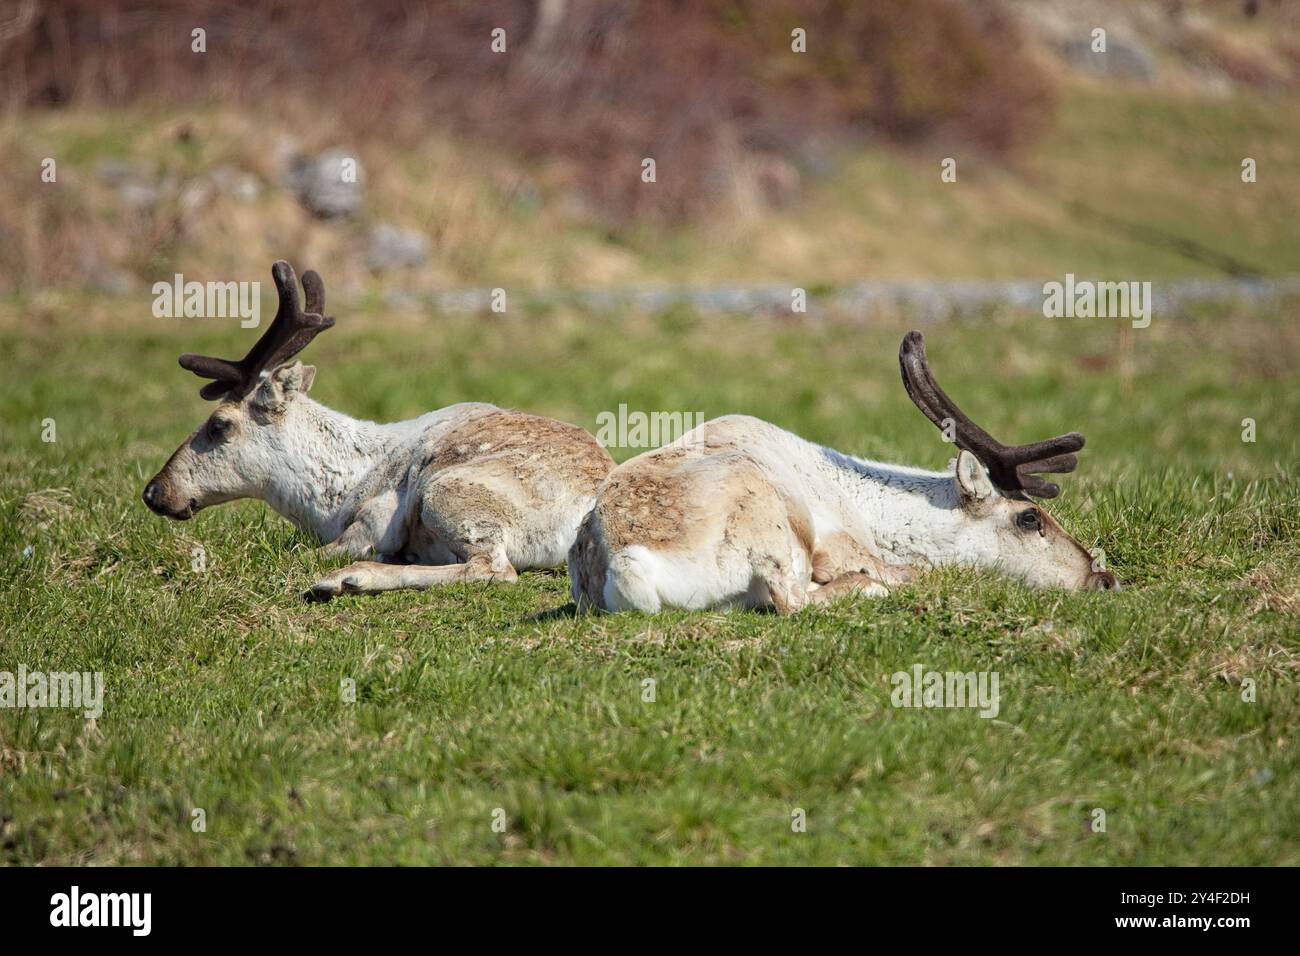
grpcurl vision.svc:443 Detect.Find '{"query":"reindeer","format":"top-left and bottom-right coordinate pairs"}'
top-left (569, 330), bottom-right (1118, 613)
top-left (143, 261), bottom-right (614, 601)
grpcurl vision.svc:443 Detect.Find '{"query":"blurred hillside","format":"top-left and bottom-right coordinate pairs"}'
top-left (1, 0), bottom-right (1298, 297)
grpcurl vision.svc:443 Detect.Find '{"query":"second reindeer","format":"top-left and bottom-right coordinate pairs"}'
top-left (569, 331), bottom-right (1118, 613)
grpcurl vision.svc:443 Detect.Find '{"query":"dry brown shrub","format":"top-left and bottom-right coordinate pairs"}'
top-left (2, 0), bottom-right (1056, 224)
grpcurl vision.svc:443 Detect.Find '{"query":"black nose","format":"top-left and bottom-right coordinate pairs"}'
top-left (1087, 570), bottom-right (1120, 592)
top-left (142, 480), bottom-right (165, 515)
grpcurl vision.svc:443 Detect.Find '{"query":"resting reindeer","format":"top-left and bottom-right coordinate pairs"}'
top-left (143, 260), bottom-right (614, 601)
top-left (569, 330), bottom-right (1118, 613)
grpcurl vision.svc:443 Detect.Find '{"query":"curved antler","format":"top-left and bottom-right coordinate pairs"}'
top-left (898, 330), bottom-right (1084, 499)
top-left (179, 260), bottom-right (335, 401)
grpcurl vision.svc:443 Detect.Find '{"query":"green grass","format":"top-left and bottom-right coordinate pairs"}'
top-left (1, 296), bottom-right (1297, 865)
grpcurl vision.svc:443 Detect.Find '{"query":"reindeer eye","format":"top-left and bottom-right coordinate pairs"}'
top-left (206, 418), bottom-right (232, 442)
top-left (1016, 508), bottom-right (1041, 532)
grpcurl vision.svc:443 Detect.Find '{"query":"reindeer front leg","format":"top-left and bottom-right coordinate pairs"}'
top-left (303, 548), bottom-right (517, 602)
top-left (318, 491), bottom-right (413, 561)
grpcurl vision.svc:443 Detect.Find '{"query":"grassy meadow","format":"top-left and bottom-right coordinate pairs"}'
top-left (1, 293), bottom-right (1297, 865)
top-left (2, 53), bottom-right (1300, 865)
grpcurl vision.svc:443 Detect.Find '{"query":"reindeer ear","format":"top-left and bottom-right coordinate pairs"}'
top-left (955, 450), bottom-right (995, 503)
top-left (250, 362), bottom-right (309, 412)
top-left (271, 361), bottom-right (312, 394)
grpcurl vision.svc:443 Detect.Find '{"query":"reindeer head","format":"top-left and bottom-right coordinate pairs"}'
top-left (899, 331), bottom-right (1118, 592)
top-left (142, 261), bottom-right (334, 520)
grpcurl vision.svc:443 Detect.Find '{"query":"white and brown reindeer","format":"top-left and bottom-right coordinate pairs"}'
top-left (143, 260), bottom-right (614, 600)
top-left (569, 331), bottom-right (1118, 613)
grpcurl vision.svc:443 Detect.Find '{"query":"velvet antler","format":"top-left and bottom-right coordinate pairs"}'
top-left (899, 330), bottom-right (1084, 499)
top-left (179, 260), bottom-right (334, 401)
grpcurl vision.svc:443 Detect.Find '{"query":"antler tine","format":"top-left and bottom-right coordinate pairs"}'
top-left (249, 261), bottom-right (334, 375)
top-left (230, 260), bottom-right (303, 378)
top-left (301, 268), bottom-right (325, 315)
top-left (178, 260), bottom-right (335, 401)
top-left (898, 330), bottom-right (1085, 499)
top-left (1020, 450), bottom-right (1080, 474)
top-left (1006, 434), bottom-right (1085, 465)
top-left (899, 329), bottom-right (1008, 456)
top-left (1017, 473), bottom-right (1063, 500)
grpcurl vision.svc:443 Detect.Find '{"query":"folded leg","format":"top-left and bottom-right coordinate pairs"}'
top-left (806, 570), bottom-right (891, 606)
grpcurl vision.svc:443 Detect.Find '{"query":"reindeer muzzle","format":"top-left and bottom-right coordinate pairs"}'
top-left (1086, 570), bottom-right (1120, 592)
top-left (142, 479), bottom-right (196, 520)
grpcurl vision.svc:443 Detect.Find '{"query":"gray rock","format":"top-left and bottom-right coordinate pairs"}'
top-left (398, 275), bottom-right (1300, 320)
top-left (366, 223), bottom-right (430, 271)
top-left (512, 180), bottom-right (544, 213)
top-left (77, 242), bottom-right (138, 294)
top-left (178, 179), bottom-right (214, 217)
top-left (287, 149), bottom-right (364, 219)
top-left (209, 165), bottom-right (262, 201)
top-left (117, 181), bottom-right (163, 210)
top-left (1059, 35), bottom-right (1157, 83)
top-left (82, 261), bottom-right (138, 294)
top-left (382, 289), bottom-right (425, 310)
top-left (95, 157), bottom-right (147, 186)
top-left (96, 158), bottom-right (166, 210)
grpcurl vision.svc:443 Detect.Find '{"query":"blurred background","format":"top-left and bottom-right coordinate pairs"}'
top-left (2, 0), bottom-right (1298, 300)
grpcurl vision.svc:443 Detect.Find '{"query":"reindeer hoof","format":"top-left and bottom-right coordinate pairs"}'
top-left (303, 583), bottom-right (337, 603)
top-left (304, 566), bottom-right (375, 602)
